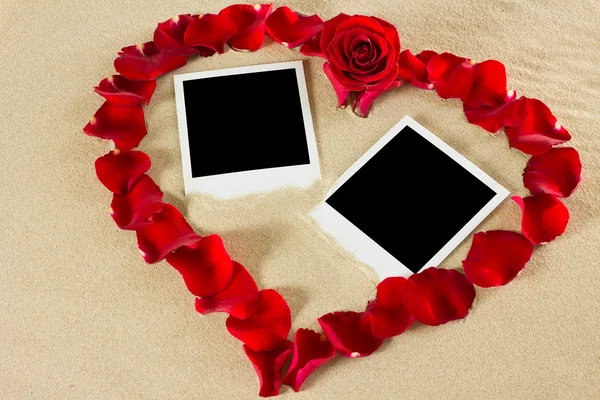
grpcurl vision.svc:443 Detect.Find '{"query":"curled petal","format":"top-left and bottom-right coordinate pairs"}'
top-left (282, 329), bottom-right (336, 392)
top-left (110, 175), bottom-right (164, 230)
top-left (265, 6), bottom-right (324, 48)
top-left (220, 4), bottom-right (273, 51)
top-left (323, 62), bottom-right (350, 107)
top-left (427, 52), bottom-right (476, 100)
top-left (154, 14), bottom-right (197, 56)
top-left (463, 231), bottom-right (534, 287)
top-left (463, 94), bottom-right (527, 133)
top-left (397, 49), bottom-right (438, 89)
top-left (402, 267), bottom-right (476, 326)
top-left (523, 147), bottom-right (582, 198)
top-left (184, 14), bottom-right (238, 55)
top-left (299, 31), bottom-right (324, 57)
top-left (353, 78), bottom-right (402, 117)
top-left (318, 311), bottom-right (383, 358)
top-left (166, 234), bottom-right (234, 297)
top-left (94, 149), bottom-right (151, 194)
top-left (244, 340), bottom-right (293, 398)
top-left (83, 102), bottom-right (147, 150)
top-left (364, 277), bottom-right (414, 339)
top-left (504, 98), bottom-right (571, 155)
top-left (463, 60), bottom-right (508, 108)
top-left (226, 289), bottom-right (292, 351)
top-left (135, 204), bottom-right (201, 263)
top-left (319, 13), bottom-right (350, 53)
top-left (512, 195), bottom-right (569, 245)
top-left (94, 75), bottom-right (156, 106)
top-left (114, 41), bottom-right (187, 81)
top-left (195, 261), bottom-right (259, 319)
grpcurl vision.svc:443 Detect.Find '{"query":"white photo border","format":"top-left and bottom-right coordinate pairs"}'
top-left (311, 115), bottom-right (510, 280)
top-left (174, 60), bottom-right (321, 199)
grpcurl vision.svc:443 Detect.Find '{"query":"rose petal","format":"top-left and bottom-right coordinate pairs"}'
top-left (226, 289), bottom-right (292, 351)
top-left (166, 234), bottom-right (234, 297)
top-left (512, 195), bottom-right (569, 245)
top-left (463, 94), bottom-right (527, 133)
top-left (154, 14), bottom-right (197, 56)
top-left (402, 267), bottom-right (476, 326)
top-left (462, 231), bottom-right (534, 287)
top-left (299, 31), bottom-right (324, 57)
top-left (220, 4), bottom-right (273, 51)
top-left (318, 311), bottom-right (383, 358)
top-left (353, 78), bottom-right (401, 117)
top-left (243, 340), bottom-right (293, 398)
top-left (184, 14), bottom-right (238, 55)
top-left (364, 277), bottom-right (414, 339)
top-left (504, 98), bottom-right (572, 155)
top-left (398, 49), bottom-right (438, 89)
top-left (94, 75), bottom-right (156, 106)
top-left (265, 6), bottom-right (324, 48)
top-left (114, 41), bottom-right (187, 81)
top-left (323, 62), bottom-right (350, 107)
top-left (94, 149), bottom-right (151, 194)
top-left (319, 13), bottom-right (350, 54)
top-left (110, 175), bottom-right (164, 230)
top-left (523, 147), bottom-right (582, 198)
top-left (281, 329), bottom-right (336, 392)
top-left (135, 204), bottom-right (201, 263)
top-left (428, 52), bottom-right (477, 100)
top-left (83, 102), bottom-right (147, 150)
top-left (195, 261), bottom-right (259, 319)
top-left (463, 60), bottom-right (508, 108)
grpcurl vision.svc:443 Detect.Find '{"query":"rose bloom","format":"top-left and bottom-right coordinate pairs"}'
top-left (315, 14), bottom-right (401, 116)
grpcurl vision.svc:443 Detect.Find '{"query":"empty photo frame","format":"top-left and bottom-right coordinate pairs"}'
top-left (174, 61), bottom-right (320, 198)
top-left (311, 116), bottom-right (510, 280)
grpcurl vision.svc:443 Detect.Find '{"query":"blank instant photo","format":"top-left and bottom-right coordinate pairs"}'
top-left (311, 116), bottom-right (509, 280)
top-left (174, 61), bottom-right (320, 198)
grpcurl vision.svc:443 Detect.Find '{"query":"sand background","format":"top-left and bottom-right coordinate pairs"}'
top-left (1, 0), bottom-right (599, 398)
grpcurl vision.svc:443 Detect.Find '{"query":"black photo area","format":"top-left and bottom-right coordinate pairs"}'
top-left (326, 126), bottom-right (497, 273)
top-left (182, 68), bottom-right (311, 178)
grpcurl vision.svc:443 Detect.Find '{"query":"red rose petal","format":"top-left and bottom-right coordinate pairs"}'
top-left (463, 94), bottom-right (527, 133)
top-left (512, 195), bottom-right (569, 245)
top-left (319, 13), bottom-right (350, 54)
top-left (220, 4), bottom-right (273, 51)
top-left (83, 102), bottom-right (147, 150)
top-left (299, 31), bottom-right (324, 57)
top-left (463, 60), bottom-right (508, 108)
top-left (166, 234), bottom-right (234, 297)
top-left (94, 75), bottom-right (156, 106)
top-left (110, 175), bottom-right (164, 230)
top-left (183, 14), bottom-right (238, 55)
top-left (135, 204), bottom-right (201, 263)
top-left (364, 277), bottom-right (414, 339)
top-left (94, 149), bottom-right (151, 194)
top-left (504, 98), bottom-right (571, 155)
top-left (114, 41), bottom-right (187, 81)
top-left (523, 147), bottom-right (582, 198)
top-left (353, 78), bottom-right (402, 117)
top-left (323, 62), bottom-right (350, 107)
top-left (462, 231), bottom-right (534, 287)
top-left (243, 340), bottom-right (293, 398)
top-left (318, 311), bottom-right (383, 358)
top-left (402, 267), bottom-right (476, 326)
top-left (194, 261), bottom-right (259, 319)
top-left (428, 52), bottom-right (476, 100)
top-left (282, 329), bottom-right (336, 392)
top-left (398, 49), bottom-right (438, 89)
top-left (154, 14), bottom-right (197, 56)
top-left (265, 6), bottom-right (324, 48)
top-left (226, 289), bottom-right (292, 351)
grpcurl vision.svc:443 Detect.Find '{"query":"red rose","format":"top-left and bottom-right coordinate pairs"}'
top-left (316, 14), bottom-right (401, 116)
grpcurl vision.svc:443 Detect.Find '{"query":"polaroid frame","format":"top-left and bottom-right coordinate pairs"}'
top-left (174, 61), bottom-right (321, 198)
top-left (311, 115), bottom-right (510, 280)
